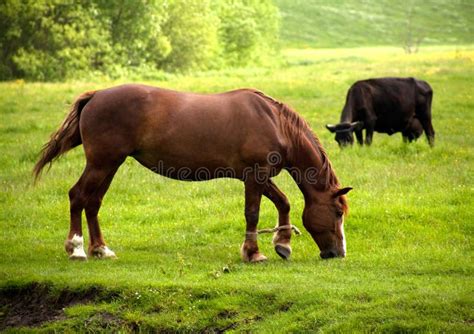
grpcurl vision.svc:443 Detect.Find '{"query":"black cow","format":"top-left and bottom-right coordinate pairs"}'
top-left (326, 77), bottom-right (435, 147)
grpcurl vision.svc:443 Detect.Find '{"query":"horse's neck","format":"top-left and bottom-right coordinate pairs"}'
top-left (288, 134), bottom-right (331, 201)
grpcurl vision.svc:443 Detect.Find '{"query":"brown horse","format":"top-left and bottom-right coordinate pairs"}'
top-left (34, 84), bottom-right (352, 262)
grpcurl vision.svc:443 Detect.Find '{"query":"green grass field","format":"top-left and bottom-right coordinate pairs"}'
top-left (275, 0), bottom-right (473, 48)
top-left (1, 45), bottom-right (473, 332)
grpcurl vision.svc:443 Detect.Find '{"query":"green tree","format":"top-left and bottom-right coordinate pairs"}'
top-left (0, 0), bottom-right (281, 81)
top-left (95, 0), bottom-right (171, 68)
top-left (215, 0), bottom-right (280, 66)
top-left (161, 0), bottom-right (219, 71)
top-left (0, 0), bottom-right (110, 80)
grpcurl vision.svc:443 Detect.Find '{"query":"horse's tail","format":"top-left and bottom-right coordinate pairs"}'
top-left (33, 91), bottom-right (96, 181)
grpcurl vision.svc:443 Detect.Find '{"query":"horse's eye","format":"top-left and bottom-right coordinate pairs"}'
top-left (336, 211), bottom-right (344, 217)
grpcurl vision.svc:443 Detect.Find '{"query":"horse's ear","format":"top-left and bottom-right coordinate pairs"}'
top-left (350, 121), bottom-right (364, 131)
top-left (326, 124), bottom-right (337, 133)
top-left (333, 187), bottom-right (353, 197)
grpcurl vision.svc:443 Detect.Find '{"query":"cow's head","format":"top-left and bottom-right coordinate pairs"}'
top-left (326, 122), bottom-right (364, 147)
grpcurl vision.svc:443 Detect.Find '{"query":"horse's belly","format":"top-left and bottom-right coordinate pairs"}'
top-left (133, 140), bottom-right (281, 181)
top-left (134, 157), bottom-right (248, 181)
top-left (132, 147), bottom-right (249, 181)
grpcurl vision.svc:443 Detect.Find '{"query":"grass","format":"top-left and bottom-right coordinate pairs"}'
top-left (0, 45), bottom-right (473, 332)
top-left (275, 0), bottom-right (474, 48)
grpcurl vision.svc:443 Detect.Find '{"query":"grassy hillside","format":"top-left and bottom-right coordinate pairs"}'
top-left (1, 45), bottom-right (473, 332)
top-left (275, 0), bottom-right (474, 48)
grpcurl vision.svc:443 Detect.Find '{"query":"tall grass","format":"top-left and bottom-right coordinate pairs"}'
top-left (0, 45), bottom-right (473, 332)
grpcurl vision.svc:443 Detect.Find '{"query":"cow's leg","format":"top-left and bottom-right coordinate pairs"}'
top-left (365, 125), bottom-right (374, 145)
top-left (241, 177), bottom-right (267, 262)
top-left (421, 120), bottom-right (435, 146)
top-left (421, 118), bottom-right (435, 146)
top-left (402, 130), bottom-right (414, 143)
top-left (355, 129), bottom-right (364, 145)
top-left (263, 180), bottom-right (292, 260)
top-left (417, 93), bottom-right (435, 147)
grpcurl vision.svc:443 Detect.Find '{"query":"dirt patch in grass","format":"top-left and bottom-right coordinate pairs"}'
top-left (0, 282), bottom-right (119, 330)
top-left (202, 314), bottom-right (263, 334)
top-left (83, 311), bottom-right (127, 332)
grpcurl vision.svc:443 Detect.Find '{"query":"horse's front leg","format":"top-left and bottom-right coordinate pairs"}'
top-left (263, 180), bottom-right (292, 260)
top-left (241, 177), bottom-right (267, 262)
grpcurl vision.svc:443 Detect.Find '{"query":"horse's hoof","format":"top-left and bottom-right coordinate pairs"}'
top-left (69, 253), bottom-right (87, 261)
top-left (92, 246), bottom-right (117, 259)
top-left (66, 234), bottom-right (87, 261)
top-left (275, 244), bottom-right (291, 260)
top-left (249, 253), bottom-right (268, 263)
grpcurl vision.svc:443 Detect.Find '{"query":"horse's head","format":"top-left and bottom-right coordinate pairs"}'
top-left (326, 122), bottom-right (363, 147)
top-left (302, 187), bottom-right (352, 259)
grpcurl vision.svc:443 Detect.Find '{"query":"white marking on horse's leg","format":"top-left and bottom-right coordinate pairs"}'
top-left (250, 253), bottom-right (267, 262)
top-left (241, 237), bottom-right (267, 262)
top-left (340, 221), bottom-right (347, 257)
top-left (240, 241), bottom-right (251, 262)
top-left (68, 234), bottom-right (87, 260)
top-left (93, 246), bottom-right (117, 259)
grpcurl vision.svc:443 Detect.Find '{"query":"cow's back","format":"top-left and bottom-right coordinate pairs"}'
top-left (351, 78), bottom-right (418, 134)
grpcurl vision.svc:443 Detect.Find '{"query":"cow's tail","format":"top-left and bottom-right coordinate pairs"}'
top-left (33, 91), bottom-right (96, 182)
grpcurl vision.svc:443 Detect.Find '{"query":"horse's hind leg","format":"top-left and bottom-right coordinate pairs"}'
top-left (84, 163), bottom-right (122, 258)
top-left (65, 173), bottom-right (88, 260)
top-left (263, 180), bottom-right (292, 260)
top-left (65, 160), bottom-right (123, 260)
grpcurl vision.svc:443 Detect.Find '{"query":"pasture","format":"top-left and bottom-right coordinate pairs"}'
top-left (1, 45), bottom-right (473, 332)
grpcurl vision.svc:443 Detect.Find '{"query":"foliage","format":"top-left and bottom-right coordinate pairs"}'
top-left (2, 0), bottom-right (472, 81)
top-left (0, 0), bottom-right (110, 81)
top-left (215, 0), bottom-right (280, 67)
top-left (94, 0), bottom-right (171, 70)
top-left (0, 45), bottom-right (473, 331)
top-left (159, 0), bottom-right (219, 71)
top-left (0, 0), bottom-right (279, 81)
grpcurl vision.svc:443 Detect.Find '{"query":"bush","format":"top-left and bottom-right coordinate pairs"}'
top-left (0, 0), bottom-right (280, 81)
top-left (216, 0), bottom-right (280, 67)
top-left (160, 0), bottom-right (219, 71)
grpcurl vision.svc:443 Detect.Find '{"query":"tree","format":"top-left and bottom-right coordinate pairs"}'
top-left (161, 0), bottom-right (219, 71)
top-left (0, 0), bottom-right (111, 80)
top-left (402, 0), bottom-right (425, 54)
top-left (0, 0), bottom-right (281, 80)
top-left (215, 0), bottom-right (280, 66)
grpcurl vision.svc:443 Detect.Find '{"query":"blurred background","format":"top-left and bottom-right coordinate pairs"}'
top-left (1, 0), bottom-right (472, 82)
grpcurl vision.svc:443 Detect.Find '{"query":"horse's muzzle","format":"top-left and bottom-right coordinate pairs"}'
top-left (320, 249), bottom-right (345, 259)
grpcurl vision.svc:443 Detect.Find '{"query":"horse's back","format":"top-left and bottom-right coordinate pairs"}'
top-left (79, 85), bottom-right (287, 179)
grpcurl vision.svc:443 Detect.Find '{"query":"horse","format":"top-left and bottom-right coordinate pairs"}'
top-left (34, 84), bottom-right (352, 262)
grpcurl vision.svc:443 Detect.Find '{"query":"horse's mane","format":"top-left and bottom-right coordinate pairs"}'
top-left (253, 90), bottom-right (341, 192)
